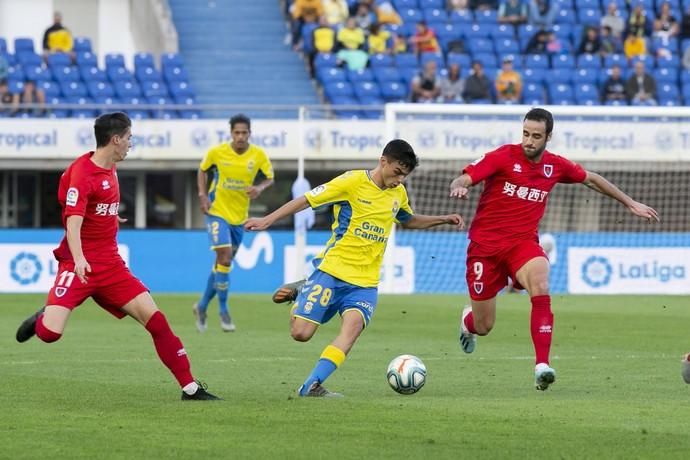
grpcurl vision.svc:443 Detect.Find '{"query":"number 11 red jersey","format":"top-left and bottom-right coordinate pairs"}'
top-left (462, 144), bottom-right (587, 249)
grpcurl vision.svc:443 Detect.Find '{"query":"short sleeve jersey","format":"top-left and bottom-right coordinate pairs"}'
top-left (200, 143), bottom-right (274, 225)
top-left (463, 144), bottom-right (587, 248)
top-left (305, 170), bottom-right (414, 288)
top-left (53, 152), bottom-right (121, 263)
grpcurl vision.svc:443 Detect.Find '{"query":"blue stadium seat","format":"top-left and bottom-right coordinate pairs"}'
top-left (573, 68), bottom-right (598, 84)
top-left (435, 23), bottom-right (462, 45)
top-left (446, 53), bottom-right (471, 69)
top-left (127, 110), bottom-right (152, 120)
top-left (465, 24), bottom-right (492, 40)
top-left (495, 38), bottom-right (520, 54)
top-left (105, 53), bottom-right (126, 69)
top-left (160, 53), bottom-right (183, 70)
top-left (60, 81), bottom-right (88, 98)
top-left (301, 23), bottom-right (319, 54)
top-left (420, 52), bottom-right (445, 67)
top-left (523, 95), bottom-right (546, 105)
top-left (656, 54), bottom-right (680, 68)
top-left (347, 68), bottom-right (374, 83)
top-left (604, 53), bottom-right (628, 69)
top-left (577, 0), bottom-right (601, 10)
top-left (517, 24), bottom-right (538, 41)
top-left (314, 53), bottom-right (337, 70)
top-left (353, 81), bottom-right (382, 99)
top-left (87, 81), bottom-right (115, 98)
top-left (142, 81), bottom-right (169, 98)
top-left (555, 8), bottom-right (576, 25)
top-left (136, 67), bottom-right (163, 82)
top-left (46, 53), bottom-right (72, 69)
top-left (552, 24), bottom-right (573, 41)
top-left (52, 66), bottom-right (81, 82)
top-left (16, 52), bottom-right (41, 66)
top-left (7, 80), bottom-right (25, 95)
top-left (114, 81), bottom-right (142, 98)
top-left (39, 81), bottom-right (61, 97)
top-left (394, 0), bottom-right (419, 8)
top-left (473, 53), bottom-right (497, 69)
top-left (525, 54), bottom-right (549, 69)
top-left (490, 24), bottom-right (515, 40)
top-left (107, 67), bottom-right (135, 82)
top-left (73, 37), bottom-right (92, 53)
top-left (654, 68), bottom-right (678, 84)
top-left (419, 0), bottom-right (444, 8)
top-left (578, 9), bottom-right (602, 26)
top-left (523, 82), bottom-right (545, 100)
top-left (163, 66), bottom-right (189, 83)
top-left (630, 55), bottom-right (654, 71)
top-left (423, 8), bottom-right (447, 24)
top-left (318, 67), bottom-right (347, 83)
top-left (373, 67), bottom-right (402, 83)
top-left (399, 8), bottom-right (423, 24)
top-left (467, 38), bottom-right (493, 54)
top-left (605, 99), bottom-right (628, 106)
top-left (168, 81), bottom-right (195, 98)
top-left (134, 52), bottom-right (155, 71)
top-left (552, 53), bottom-right (575, 69)
top-left (7, 65), bottom-right (25, 82)
top-left (75, 51), bottom-right (98, 67)
top-left (475, 10), bottom-right (498, 24)
top-left (80, 65), bottom-right (107, 82)
top-left (25, 65), bottom-right (52, 82)
top-left (0, 37), bottom-right (6, 54)
top-left (394, 53), bottom-right (418, 68)
top-left (521, 68), bottom-right (547, 84)
top-left (369, 53), bottom-right (394, 68)
top-left (547, 68), bottom-right (573, 84)
top-left (324, 81), bottom-right (355, 99)
top-left (658, 83), bottom-right (680, 102)
top-left (14, 37), bottom-right (34, 53)
top-left (449, 10), bottom-right (473, 25)
top-left (577, 53), bottom-right (601, 69)
top-left (46, 96), bottom-right (70, 118)
top-left (398, 66), bottom-right (420, 86)
top-left (380, 81), bottom-right (408, 101)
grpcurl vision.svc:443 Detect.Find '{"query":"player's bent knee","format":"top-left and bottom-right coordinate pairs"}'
top-left (291, 329), bottom-right (313, 342)
top-left (474, 320), bottom-right (494, 336)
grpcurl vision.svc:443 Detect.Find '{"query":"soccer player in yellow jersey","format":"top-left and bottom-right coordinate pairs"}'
top-left (245, 139), bottom-right (464, 397)
top-left (195, 114), bottom-right (274, 332)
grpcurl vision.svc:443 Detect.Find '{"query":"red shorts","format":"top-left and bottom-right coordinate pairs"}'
top-left (45, 259), bottom-right (149, 319)
top-left (465, 240), bottom-right (547, 301)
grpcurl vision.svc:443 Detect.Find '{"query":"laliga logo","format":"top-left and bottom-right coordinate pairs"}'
top-left (305, 128), bottom-right (322, 149)
top-left (654, 130), bottom-right (674, 150)
top-left (10, 252), bottom-right (42, 285)
top-left (417, 130), bottom-right (436, 148)
top-left (581, 255), bottom-right (612, 288)
top-left (190, 128), bottom-right (210, 148)
top-left (76, 127), bottom-right (95, 147)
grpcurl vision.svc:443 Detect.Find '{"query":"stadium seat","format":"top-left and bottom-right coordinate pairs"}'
top-left (473, 53), bottom-right (497, 69)
top-left (604, 54), bottom-right (628, 69)
top-left (114, 81), bottom-right (142, 98)
top-left (475, 10), bottom-right (498, 24)
top-left (399, 8), bottom-right (423, 24)
top-left (572, 68), bottom-right (598, 85)
top-left (75, 51), bottom-right (98, 67)
top-left (658, 83), bottom-right (680, 102)
top-left (423, 8), bottom-right (447, 24)
top-left (107, 67), bottom-right (135, 82)
top-left (300, 23), bottom-right (318, 54)
top-left (347, 68), bottom-right (375, 83)
top-left (577, 53), bottom-right (602, 69)
top-left (105, 53), bottom-right (126, 69)
top-left (353, 81), bottom-right (382, 100)
top-left (80, 65), bottom-right (108, 82)
top-left (52, 66), bottom-right (81, 82)
top-left (372, 67), bottom-right (402, 84)
top-left (525, 54), bottom-right (549, 69)
top-left (552, 54), bottom-right (575, 69)
top-left (47, 96), bottom-right (70, 118)
top-left (555, 8), bottom-right (576, 25)
top-left (419, 0), bottom-right (444, 8)
top-left (24, 65), bottom-right (52, 82)
top-left (490, 24), bottom-right (515, 40)
top-left (449, 10), bottom-right (473, 25)
top-left (60, 81), bottom-right (89, 98)
top-left (522, 83), bottom-right (545, 100)
top-left (87, 81), bottom-right (115, 98)
top-left (465, 24), bottom-right (492, 40)
top-left (16, 52), bottom-right (42, 66)
top-left (168, 81), bottom-right (195, 98)
top-left (420, 52), bottom-right (444, 68)
top-left (369, 53), bottom-right (394, 68)
top-left (136, 67), bottom-right (163, 82)
top-left (394, 53), bottom-right (418, 68)
top-left (317, 67), bottom-right (347, 84)
top-left (547, 68), bottom-right (573, 84)
top-left (495, 38), bottom-right (520, 55)
top-left (446, 53), bottom-right (471, 69)
top-left (380, 81), bottom-right (408, 101)
top-left (653, 68), bottom-right (678, 84)
top-left (656, 54), bottom-right (680, 69)
top-left (13, 37), bottom-right (34, 53)
top-left (577, 9), bottom-right (602, 26)
top-left (0, 37), bottom-right (6, 54)
top-left (134, 52), bottom-right (155, 70)
top-left (394, 0), bottom-right (419, 9)
top-left (46, 53), bottom-right (72, 69)
top-left (313, 53), bottom-right (337, 70)
top-left (160, 53), bottom-right (183, 70)
top-left (162, 66), bottom-right (189, 83)
top-left (467, 38), bottom-right (493, 54)
top-left (6, 65), bottom-right (25, 82)
top-left (39, 81), bottom-right (61, 97)
top-left (7, 80), bottom-right (25, 95)
top-left (521, 68), bottom-right (547, 84)
top-left (324, 81), bottom-right (355, 99)
top-left (73, 37), bottom-right (92, 52)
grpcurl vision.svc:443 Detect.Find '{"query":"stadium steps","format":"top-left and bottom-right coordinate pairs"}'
top-left (168, 0), bottom-right (319, 109)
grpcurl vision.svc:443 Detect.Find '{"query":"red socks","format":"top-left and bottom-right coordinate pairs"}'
top-left (463, 311), bottom-right (477, 334)
top-left (36, 314), bottom-right (62, 343)
top-left (145, 311), bottom-right (194, 388)
top-left (530, 295), bottom-right (553, 365)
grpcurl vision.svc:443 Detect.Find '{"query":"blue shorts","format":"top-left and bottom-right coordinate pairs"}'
top-left (293, 270), bottom-right (378, 327)
top-left (205, 215), bottom-right (244, 249)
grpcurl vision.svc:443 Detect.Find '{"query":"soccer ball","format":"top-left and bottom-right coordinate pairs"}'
top-left (386, 354), bottom-right (426, 395)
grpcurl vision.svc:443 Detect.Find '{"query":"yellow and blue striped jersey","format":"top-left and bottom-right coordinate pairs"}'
top-left (200, 143), bottom-right (274, 225)
top-left (305, 170), bottom-right (414, 288)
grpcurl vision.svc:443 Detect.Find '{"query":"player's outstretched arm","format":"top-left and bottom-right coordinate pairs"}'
top-left (583, 171), bottom-right (660, 223)
top-left (245, 196), bottom-right (310, 231)
top-left (247, 179), bottom-right (275, 199)
top-left (449, 173), bottom-right (473, 199)
top-left (402, 214), bottom-right (465, 230)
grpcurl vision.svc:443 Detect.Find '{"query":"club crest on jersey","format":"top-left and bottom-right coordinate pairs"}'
top-left (66, 187), bottom-right (78, 207)
top-left (513, 163), bottom-right (522, 173)
top-left (102, 180), bottom-right (110, 190)
top-left (55, 287), bottom-right (67, 297)
top-left (247, 160), bottom-right (255, 171)
top-left (391, 200), bottom-right (400, 217)
top-left (473, 281), bottom-right (484, 294)
top-left (309, 185), bottom-right (326, 196)
top-left (543, 164), bottom-right (553, 178)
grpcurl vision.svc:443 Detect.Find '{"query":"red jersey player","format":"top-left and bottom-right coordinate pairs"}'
top-left (15, 112), bottom-right (220, 401)
top-left (449, 108), bottom-right (659, 390)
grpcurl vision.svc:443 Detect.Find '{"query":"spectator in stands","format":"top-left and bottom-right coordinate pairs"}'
top-left (495, 57), bottom-right (522, 103)
top-left (448, 0), bottom-right (470, 13)
top-left (393, 34), bottom-right (408, 54)
top-left (599, 25), bottom-right (622, 56)
top-left (291, 0), bottom-right (324, 49)
top-left (463, 61), bottom-right (492, 102)
top-left (438, 63), bottom-right (465, 102)
top-left (11, 78), bottom-right (46, 116)
top-left (409, 22), bottom-right (440, 55)
top-left (627, 3), bottom-right (650, 38)
top-left (367, 24), bottom-right (392, 54)
top-left (323, 0), bottom-right (349, 26)
top-left (0, 54), bottom-right (7, 82)
top-left (528, 0), bottom-right (558, 30)
top-left (526, 30), bottom-right (549, 54)
top-left (472, 0), bottom-right (498, 11)
top-left (42, 12), bottom-right (73, 55)
top-left (498, 0), bottom-right (528, 26)
top-left (653, 2), bottom-right (679, 43)
top-left (623, 33), bottom-right (647, 60)
top-left (683, 44), bottom-right (690, 69)
top-left (601, 2), bottom-right (625, 39)
top-left (354, 3), bottom-right (376, 30)
top-left (374, 1), bottom-right (402, 25)
top-left (545, 31), bottom-right (562, 54)
top-left (601, 64), bottom-right (627, 103)
top-left (625, 60), bottom-right (657, 105)
top-left (577, 26), bottom-right (601, 55)
top-left (309, 16), bottom-right (335, 76)
top-left (0, 55), bottom-right (12, 113)
top-left (411, 60), bottom-right (441, 102)
top-left (337, 17), bottom-right (365, 51)
top-left (681, 5), bottom-right (690, 39)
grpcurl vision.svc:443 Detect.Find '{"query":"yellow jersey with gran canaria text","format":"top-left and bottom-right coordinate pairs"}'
top-left (201, 143), bottom-right (274, 225)
top-left (305, 170), bottom-right (414, 288)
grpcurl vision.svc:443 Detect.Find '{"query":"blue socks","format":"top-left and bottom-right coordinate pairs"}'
top-left (197, 271), bottom-right (216, 313)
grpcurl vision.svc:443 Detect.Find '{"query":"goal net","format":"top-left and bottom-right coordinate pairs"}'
top-left (385, 104), bottom-right (690, 295)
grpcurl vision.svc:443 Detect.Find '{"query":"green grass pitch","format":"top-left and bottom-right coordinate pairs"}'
top-left (1, 293), bottom-right (689, 459)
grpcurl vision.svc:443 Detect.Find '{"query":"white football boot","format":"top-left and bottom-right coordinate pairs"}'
top-left (459, 306), bottom-right (477, 354)
top-left (535, 363), bottom-right (556, 391)
top-left (192, 303), bottom-right (207, 333)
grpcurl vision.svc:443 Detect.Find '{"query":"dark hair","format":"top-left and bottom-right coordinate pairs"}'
top-left (229, 113), bottom-right (251, 131)
top-left (382, 139), bottom-right (419, 172)
top-left (524, 108), bottom-right (554, 135)
top-left (94, 112), bottom-right (131, 147)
